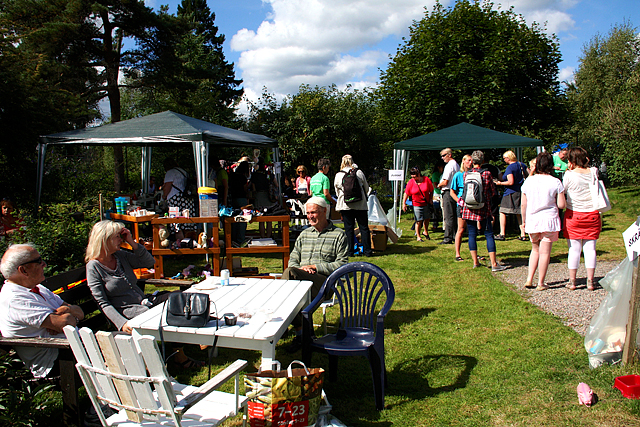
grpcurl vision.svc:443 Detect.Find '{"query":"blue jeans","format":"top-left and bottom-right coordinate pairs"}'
top-left (466, 219), bottom-right (496, 253)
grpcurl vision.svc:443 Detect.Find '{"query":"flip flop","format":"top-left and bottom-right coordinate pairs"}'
top-left (416, 238), bottom-right (424, 242)
top-left (455, 256), bottom-right (464, 262)
top-left (518, 236), bottom-right (529, 241)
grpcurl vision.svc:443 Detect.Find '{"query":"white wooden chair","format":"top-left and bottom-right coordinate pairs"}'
top-left (63, 326), bottom-right (248, 427)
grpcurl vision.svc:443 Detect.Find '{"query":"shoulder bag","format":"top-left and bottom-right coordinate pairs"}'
top-left (588, 167), bottom-right (611, 213)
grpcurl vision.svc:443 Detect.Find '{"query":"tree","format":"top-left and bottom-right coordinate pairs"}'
top-left (377, 0), bottom-right (567, 145)
top-left (1, 0), bottom-right (178, 193)
top-left (121, 0), bottom-right (243, 126)
top-left (244, 85), bottom-right (390, 176)
top-left (567, 21), bottom-right (640, 185)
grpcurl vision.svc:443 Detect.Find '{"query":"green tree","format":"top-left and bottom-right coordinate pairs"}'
top-left (121, 0), bottom-right (243, 126)
top-left (567, 22), bottom-right (640, 185)
top-left (245, 85), bottom-right (390, 177)
top-left (1, 0), bottom-right (177, 194)
top-left (377, 0), bottom-right (567, 144)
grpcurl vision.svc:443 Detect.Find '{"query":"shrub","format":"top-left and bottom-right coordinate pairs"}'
top-left (0, 202), bottom-right (99, 276)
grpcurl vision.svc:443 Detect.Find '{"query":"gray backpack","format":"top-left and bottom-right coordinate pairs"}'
top-left (462, 170), bottom-right (484, 209)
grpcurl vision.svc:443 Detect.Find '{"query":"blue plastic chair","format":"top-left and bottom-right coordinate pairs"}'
top-left (301, 262), bottom-right (395, 410)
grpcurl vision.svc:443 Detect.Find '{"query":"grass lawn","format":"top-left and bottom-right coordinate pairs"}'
top-left (43, 186), bottom-right (640, 426)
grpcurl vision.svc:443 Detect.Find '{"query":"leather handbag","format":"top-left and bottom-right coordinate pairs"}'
top-left (165, 292), bottom-right (211, 327)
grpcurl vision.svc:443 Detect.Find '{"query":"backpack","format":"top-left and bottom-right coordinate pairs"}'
top-left (340, 168), bottom-right (363, 203)
top-left (175, 168), bottom-right (198, 196)
top-left (462, 170), bottom-right (484, 209)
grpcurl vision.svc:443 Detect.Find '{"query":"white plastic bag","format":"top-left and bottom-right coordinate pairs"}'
top-left (367, 194), bottom-right (388, 226)
top-left (584, 258), bottom-right (635, 368)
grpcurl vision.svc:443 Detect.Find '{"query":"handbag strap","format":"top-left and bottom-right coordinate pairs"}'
top-left (414, 178), bottom-right (428, 201)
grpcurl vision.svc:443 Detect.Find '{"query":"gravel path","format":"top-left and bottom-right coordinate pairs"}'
top-left (493, 258), bottom-right (621, 336)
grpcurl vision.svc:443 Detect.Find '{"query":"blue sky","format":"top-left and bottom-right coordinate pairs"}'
top-left (142, 0), bottom-right (639, 113)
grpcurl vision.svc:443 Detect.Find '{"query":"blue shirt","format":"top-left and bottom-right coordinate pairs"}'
top-left (450, 171), bottom-right (465, 200)
top-left (502, 162), bottom-right (526, 195)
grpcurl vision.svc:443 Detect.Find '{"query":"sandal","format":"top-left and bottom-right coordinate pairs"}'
top-left (416, 238), bottom-right (424, 242)
top-left (567, 280), bottom-right (577, 291)
top-left (423, 234), bottom-right (431, 240)
top-left (536, 283), bottom-right (549, 291)
top-left (587, 279), bottom-right (596, 291)
top-left (524, 281), bottom-right (535, 289)
top-left (518, 236), bottom-right (529, 241)
top-left (477, 256), bottom-right (486, 261)
top-left (173, 356), bottom-right (205, 369)
top-left (455, 256), bottom-right (464, 262)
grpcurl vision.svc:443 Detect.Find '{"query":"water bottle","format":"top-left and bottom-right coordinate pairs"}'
top-left (220, 269), bottom-right (230, 286)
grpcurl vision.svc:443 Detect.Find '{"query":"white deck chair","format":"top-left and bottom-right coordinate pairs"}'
top-left (63, 326), bottom-right (248, 427)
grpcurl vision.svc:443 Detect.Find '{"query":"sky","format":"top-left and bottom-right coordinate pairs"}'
top-left (141, 0), bottom-right (639, 115)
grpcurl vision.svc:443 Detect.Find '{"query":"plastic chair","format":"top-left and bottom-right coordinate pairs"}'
top-left (63, 326), bottom-right (248, 427)
top-left (301, 262), bottom-right (395, 410)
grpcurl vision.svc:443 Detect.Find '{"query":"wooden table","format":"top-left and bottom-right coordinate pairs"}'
top-left (223, 215), bottom-right (291, 276)
top-left (150, 216), bottom-right (221, 279)
top-left (127, 276), bottom-right (312, 370)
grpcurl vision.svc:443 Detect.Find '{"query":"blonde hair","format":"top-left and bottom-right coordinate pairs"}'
top-left (460, 154), bottom-right (472, 172)
top-left (440, 148), bottom-right (452, 157)
top-left (340, 154), bottom-right (354, 170)
top-left (503, 151), bottom-right (517, 162)
top-left (529, 159), bottom-right (536, 175)
top-left (85, 220), bottom-right (124, 262)
top-left (296, 165), bottom-right (308, 175)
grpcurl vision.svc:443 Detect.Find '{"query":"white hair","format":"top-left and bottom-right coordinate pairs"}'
top-left (0, 243), bottom-right (37, 279)
top-left (305, 196), bottom-right (329, 211)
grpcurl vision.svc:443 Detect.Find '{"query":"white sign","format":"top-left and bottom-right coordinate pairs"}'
top-left (388, 169), bottom-right (404, 181)
top-left (622, 222), bottom-right (640, 261)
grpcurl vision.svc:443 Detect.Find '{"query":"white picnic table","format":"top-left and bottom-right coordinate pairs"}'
top-left (127, 276), bottom-right (313, 369)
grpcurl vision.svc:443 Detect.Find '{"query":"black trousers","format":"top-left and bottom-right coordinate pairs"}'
top-left (341, 209), bottom-right (372, 256)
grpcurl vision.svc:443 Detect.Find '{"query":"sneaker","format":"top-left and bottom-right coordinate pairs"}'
top-left (492, 263), bottom-right (507, 272)
top-left (494, 235), bottom-right (506, 241)
top-left (438, 240), bottom-right (453, 245)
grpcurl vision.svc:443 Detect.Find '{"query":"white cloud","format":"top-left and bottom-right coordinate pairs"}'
top-left (232, 0), bottom-right (585, 106)
top-left (231, 0), bottom-right (434, 102)
top-left (558, 66), bottom-right (575, 84)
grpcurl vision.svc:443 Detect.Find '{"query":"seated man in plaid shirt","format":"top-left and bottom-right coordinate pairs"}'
top-left (283, 196), bottom-right (349, 352)
top-left (460, 151), bottom-right (508, 272)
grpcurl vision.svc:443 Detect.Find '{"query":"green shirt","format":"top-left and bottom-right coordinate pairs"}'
top-left (431, 171), bottom-right (442, 195)
top-left (310, 171), bottom-right (331, 203)
top-left (553, 154), bottom-right (567, 179)
top-left (288, 221), bottom-right (348, 276)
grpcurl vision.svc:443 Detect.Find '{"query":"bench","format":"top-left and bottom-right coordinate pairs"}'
top-left (0, 267), bottom-right (106, 427)
top-left (0, 267), bottom-right (193, 427)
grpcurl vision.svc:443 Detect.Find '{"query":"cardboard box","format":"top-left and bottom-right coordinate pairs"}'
top-left (356, 224), bottom-right (394, 252)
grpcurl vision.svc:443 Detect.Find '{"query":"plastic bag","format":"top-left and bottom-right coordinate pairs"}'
top-left (584, 258), bottom-right (635, 368)
top-left (367, 194), bottom-right (388, 226)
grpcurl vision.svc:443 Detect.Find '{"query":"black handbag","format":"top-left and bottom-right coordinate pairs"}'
top-left (165, 292), bottom-right (211, 327)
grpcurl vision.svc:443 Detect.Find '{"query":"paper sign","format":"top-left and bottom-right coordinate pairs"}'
top-left (622, 222), bottom-right (640, 261)
top-left (274, 162), bottom-right (282, 174)
top-left (388, 169), bottom-right (404, 181)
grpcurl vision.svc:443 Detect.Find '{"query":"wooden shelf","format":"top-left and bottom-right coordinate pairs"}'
top-left (224, 215), bottom-right (290, 276)
top-left (150, 216), bottom-right (221, 279)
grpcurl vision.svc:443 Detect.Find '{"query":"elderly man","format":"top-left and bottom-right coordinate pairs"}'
top-left (283, 196), bottom-right (349, 352)
top-left (437, 148), bottom-right (460, 244)
top-left (0, 244), bottom-right (84, 378)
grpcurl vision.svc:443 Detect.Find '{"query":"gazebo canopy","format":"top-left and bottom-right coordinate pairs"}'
top-left (394, 122), bottom-right (541, 150)
top-left (37, 111), bottom-right (278, 206)
top-left (40, 110), bottom-right (276, 147)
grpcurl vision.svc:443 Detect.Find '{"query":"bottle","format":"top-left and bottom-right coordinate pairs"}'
top-left (220, 269), bottom-right (230, 286)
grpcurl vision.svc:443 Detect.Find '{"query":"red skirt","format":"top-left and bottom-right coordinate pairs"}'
top-left (563, 209), bottom-right (601, 240)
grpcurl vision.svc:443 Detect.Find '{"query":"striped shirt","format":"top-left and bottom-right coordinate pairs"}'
top-left (288, 221), bottom-right (349, 276)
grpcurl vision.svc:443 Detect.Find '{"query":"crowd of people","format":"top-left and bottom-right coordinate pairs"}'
top-left (0, 145), bottom-right (607, 384)
top-left (400, 146), bottom-right (605, 290)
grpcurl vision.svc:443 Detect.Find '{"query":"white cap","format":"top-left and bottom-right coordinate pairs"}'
top-left (305, 196), bottom-right (329, 210)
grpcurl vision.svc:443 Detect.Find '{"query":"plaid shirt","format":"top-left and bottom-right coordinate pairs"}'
top-left (288, 220), bottom-right (349, 276)
top-left (461, 168), bottom-right (497, 221)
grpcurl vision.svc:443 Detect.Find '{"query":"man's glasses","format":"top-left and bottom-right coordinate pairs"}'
top-left (20, 256), bottom-right (43, 266)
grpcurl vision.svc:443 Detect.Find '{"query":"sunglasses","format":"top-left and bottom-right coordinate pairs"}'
top-left (20, 256), bottom-right (43, 267)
